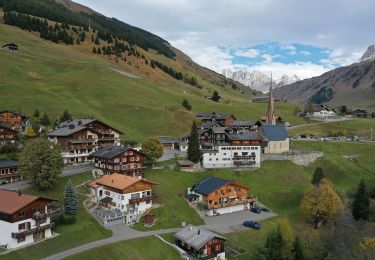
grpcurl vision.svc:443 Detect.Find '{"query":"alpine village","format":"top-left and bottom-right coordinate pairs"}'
top-left (0, 1), bottom-right (374, 260)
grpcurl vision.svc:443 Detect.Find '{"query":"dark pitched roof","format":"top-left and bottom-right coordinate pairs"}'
top-left (226, 132), bottom-right (261, 141)
top-left (0, 160), bottom-right (18, 168)
top-left (211, 127), bottom-right (227, 134)
top-left (260, 124), bottom-right (288, 141)
top-left (174, 226), bottom-right (226, 250)
top-left (231, 120), bottom-right (257, 127)
top-left (192, 176), bottom-right (232, 196)
top-left (159, 136), bottom-right (179, 144)
top-left (90, 145), bottom-right (138, 159)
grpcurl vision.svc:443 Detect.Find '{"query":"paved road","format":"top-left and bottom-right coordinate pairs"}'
top-left (42, 210), bottom-right (276, 260)
top-left (1, 163), bottom-right (94, 191)
top-left (287, 117), bottom-right (353, 130)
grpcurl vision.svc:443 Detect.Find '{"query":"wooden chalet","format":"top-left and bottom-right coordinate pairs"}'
top-left (0, 189), bottom-right (61, 249)
top-left (174, 226), bottom-right (226, 259)
top-left (47, 119), bottom-right (122, 164)
top-left (226, 132), bottom-right (262, 146)
top-left (196, 112), bottom-right (236, 127)
top-left (351, 109), bottom-right (368, 118)
top-left (90, 145), bottom-right (145, 177)
top-left (0, 110), bottom-right (29, 131)
top-left (0, 160), bottom-right (22, 184)
top-left (0, 124), bottom-right (18, 143)
top-left (188, 176), bottom-right (255, 216)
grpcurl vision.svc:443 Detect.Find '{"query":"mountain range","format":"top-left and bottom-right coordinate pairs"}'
top-left (274, 44), bottom-right (375, 107)
top-left (223, 69), bottom-right (300, 93)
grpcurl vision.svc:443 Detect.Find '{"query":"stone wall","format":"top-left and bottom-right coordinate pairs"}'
top-left (262, 150), bottom-right (323, 166)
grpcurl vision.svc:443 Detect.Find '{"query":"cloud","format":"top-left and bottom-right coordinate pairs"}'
top-left (320, 49), bottom-right (363, 67)
top-left (281, 44), bottom-right (297, 55)
top-left (234, 49), bottom-right (260, 58)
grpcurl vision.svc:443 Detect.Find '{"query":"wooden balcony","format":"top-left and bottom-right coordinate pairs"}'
top-left (32, 208), bottom-right (63, 221)
top-left (11, 223), bottom-right (55, 239)
top-left (205, 198), bottom-right (256, 210)
top-left (129, 195), bottom-right (156, 204)
top-left (233, 155), bottom-right (256, 166)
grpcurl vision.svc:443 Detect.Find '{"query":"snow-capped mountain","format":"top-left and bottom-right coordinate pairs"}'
top-left (223, 69), bottom-right (300, 93)
top-left (360, 44), bottom-right (375, 61)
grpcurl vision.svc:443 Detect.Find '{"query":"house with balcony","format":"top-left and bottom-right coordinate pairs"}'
top-left (196, 112), bottom-right (236, 127)
top-left (90, 145), bottom-right (145, 177)
top-left (0, 124), bottom-right (18, 144)
top-left (187, 176), bottom-right (255, 216)
top-left (174, 225), bottom-right (226, 260)
top-left (47, 119), bottom-right (122, 164)
top-left (0, 110), bottom-right (30, 131)
top-left (0, 160), bottom-right (22, 184)
top-left (0, 189), bottom-right (61, 249)
top-left (87, 173), bottom-right (158, 226)
top-left (201, 132), bottom-right (262, 169)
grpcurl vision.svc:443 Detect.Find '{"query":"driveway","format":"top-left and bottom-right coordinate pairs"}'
top-left (157, 149), bottom-right (187, 162)
top-left (205, 210), bottom-right (277, 233)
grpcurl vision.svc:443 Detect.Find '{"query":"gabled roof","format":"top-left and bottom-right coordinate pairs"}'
top-left (159, 136), bottom-right (179, 144)
top-left (0, 110), bottom-right (29, 119)
top-left (259, 124), bottom-right (288, 141)
top-left (174, 226), bottom-right (226, 250)
top-left (87, 173), bottom-right (158, 192)
top-left (0, 189), bottom-right (55, 215)
top-left (192, 176), bottom-right (231, 196)
top-left (211, 127), bottom-right (227, 134)
top-left (352, 108), bottom-right (367, 113)
top-left (90, 145), bottom-right (141, 159)
top-left (0, 160), bottom-right (18, 168)
top-left (226, 132), bottom-right (261, 141)
top-left (231, 120), bottom-right (257, 127)
top-left (49, 118), bottom-right (123, 137)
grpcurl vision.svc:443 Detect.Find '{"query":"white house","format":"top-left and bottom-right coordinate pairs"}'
top-left (87, 173), bottom-right (158, 224)
top-left (0, 189), bottom-right (61, 249)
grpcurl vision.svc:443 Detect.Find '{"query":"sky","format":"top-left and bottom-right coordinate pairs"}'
top-left (74, 0), bottom-right (374, 79)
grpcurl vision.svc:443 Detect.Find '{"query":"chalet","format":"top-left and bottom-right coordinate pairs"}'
top-left (0, 160), bottom-right (22, 184)
top-left (0, 110), bottom-right (30, 131)
top-left (177, 160), bottom-right (194, 172)
top-left (90, 145), bottom-right (145, 177)
top-left (48, 119), bottom-right (122, 164)
top-left (304, 104), bottom-right (336, 118)
top-left (259, 124), bottom-right (289, 154)
top-left (202, 132), bottom-right (262, 169)
top-left (159, 136), bottom-right (179, 150)
top-left (174, 226), bottom-right (226, 260)
top-left (0, 124), bottom-right (18, 144)
top-left (87, 173), bottom-right (158, 225)
top-left (0, 189), bottom-right (61, 249)
top-left (188, 176), bottom-right (255, 216)
top-left (209, 127), bottom-right (228, 145)
top-left (196, 112), bottom-right (236, 127)
top-left (228, 120), bottom-right (257, 134)
top-left (2, 43), bottom-right (18, 51)
top-left (351, 109), bottom-right (368, 118)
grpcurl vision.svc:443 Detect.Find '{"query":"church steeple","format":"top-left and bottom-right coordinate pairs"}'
top-left (266, 73), bottom-right (276, 125)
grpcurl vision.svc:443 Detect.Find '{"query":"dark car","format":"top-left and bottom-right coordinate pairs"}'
top-left (261, 207), bottom-right (270, 212)
top-left (243, 221), bottom-right (262, 230)
top-left (251, 207), bottom-right (261, 214)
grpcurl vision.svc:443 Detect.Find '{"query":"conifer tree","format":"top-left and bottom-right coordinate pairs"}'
top-left (187, 121), bottom-right (201, 163)
top-left (293, 236), bottom-right (304, 260)
top-left (91, 34), bottom-right (94, 42)
top-left (352, 179), bottom-right (370, 221)
top-left (63, 180), bottom-right (78, 215)
top-left (93, 46), bottom-right (97, 54)
top-left (95, 36), bottom-right (100, 45)
top-left (311, 167), bottom-right (324, 185)
top-left (40, 113), bottom-right (50, 126)
top-left (212, 91), bottom-right (221, 102)
top-left (33, 108), bottom-right (40, 118)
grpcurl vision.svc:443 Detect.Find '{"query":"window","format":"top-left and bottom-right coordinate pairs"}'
top-left (99, 190), bottom-right (103, 196)
top-left (18, 223), bottom-right (25, 231)
top-left (18, 211), bottom-right (25, 217)
top-left (17, 236), bottom-right (26, 243)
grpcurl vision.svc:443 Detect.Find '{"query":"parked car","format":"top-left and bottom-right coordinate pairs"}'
top-left (251, 207), bottom-right (261, 214)
top-left (261, 207), bottom-right (270, 212)
top-left (243, 221), bottom-right (262, 230)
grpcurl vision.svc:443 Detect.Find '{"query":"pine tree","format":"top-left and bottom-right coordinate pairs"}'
top-left (311, 167), bottom-right (324, 185)
top-left (63, 180), bottom-right (78, 215)
top-left (95, 36), bottom-right (100, 45)
top-left (60, 109), bottom-right (72, 122)
top-left (352, 179), bottom-right (370, 221)
top-left (40, 113), bottom-right (50, 126)
top-left (264, 228), bottom-right (284, 260)
top-left (187, 121), bottom-right (201, 163)
top-left (212, 91), bottom-right (221, 102)
top-left (34, 108), bottom-right (40, 118)
top-left (182, 99), bottom-right (192, 111)
top-left (293, 236), bottom-right (304, 260)
top-left (93, 46), bottom-right (97, 54)
top-left (91, 34), bottom-right (94, 42)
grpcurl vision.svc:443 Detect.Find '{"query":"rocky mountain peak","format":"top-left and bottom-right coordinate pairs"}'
top-left (360, 44), bottom-right (375, 61)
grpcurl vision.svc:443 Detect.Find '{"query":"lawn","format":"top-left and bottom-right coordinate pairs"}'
top-left (1, 172), bottom-right (112, 260)
top-left (288, 119), bottom-right (375, 138)
top-left (64, 236), bottom-right (180, 260)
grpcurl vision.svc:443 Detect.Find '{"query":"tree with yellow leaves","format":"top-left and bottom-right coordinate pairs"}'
top-left (300, 178), bottom-right (344, 229)
top-left (24, 126), bottom-right (37, 138)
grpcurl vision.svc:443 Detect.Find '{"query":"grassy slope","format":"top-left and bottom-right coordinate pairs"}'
top-left (2, 172), bottom-right (111, 260)
top-left (64, 236), bottom-right (180, 260)
top-left (0, 22), bottom-right (303, 142)
top-left (288, 119), bottom-right (375, 137)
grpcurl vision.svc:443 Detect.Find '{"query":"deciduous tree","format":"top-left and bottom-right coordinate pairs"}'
top-left (142, 138), bottom-right (163, 164)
